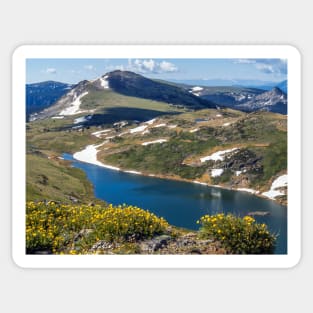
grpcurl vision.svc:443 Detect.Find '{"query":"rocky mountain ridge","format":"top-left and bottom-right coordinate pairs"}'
top-left (193, 85), bottom-right (287, 114)
top-left (29, 71), bottom-right (217, 121)
top-left (26, 81), bottom-right (74, 120)
top-left (27, 72), bottom-right (288, 125)
top-left (236, 87), bottom-right (287, 114)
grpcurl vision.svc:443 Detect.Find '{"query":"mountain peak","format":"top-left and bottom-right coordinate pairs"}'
top-left (107, 69), bottom-right (137, 76)
top-left (237, 86), bottom-right (287, 114)
top-left (101, 70), bottom-right (216, 109)
top-left (271, 87), bottom-right (284, 94)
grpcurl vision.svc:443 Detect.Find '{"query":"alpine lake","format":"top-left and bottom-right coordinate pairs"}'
top-left (63, 153), bottom-right (287, 254)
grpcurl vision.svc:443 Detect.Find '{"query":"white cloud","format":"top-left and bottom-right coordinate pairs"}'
top-left (130, 59), bottom-right (178, 73)
top-left (107, 59), bottom-right (178, 74)
top-left (142, 59), bottom-right (155, 72)
top-left (234, 59), bottom-right (256, 64)
top-left (255, 63), bottom-right (275, 74)
top-left (84, 65), bottom-right (95, 71)
top-left (46, 68), bottom-right (56, 74)
top-left (234, 59), bottom-right (287, 75)
top-left (159, 61), bottom-right (178, 72)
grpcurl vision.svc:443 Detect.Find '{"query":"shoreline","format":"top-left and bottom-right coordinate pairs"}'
top-left (71, 145), bottom-right (287, 206)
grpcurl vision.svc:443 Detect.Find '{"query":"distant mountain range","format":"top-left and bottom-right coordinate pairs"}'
top-left (235, 87), bottom-right (287, 114)
top-left (26, 71), bottom-right (288, 122)
top-left (170, 78), bottom-right (287, 90)
top-left (191, 85), bottom-right (287, 114)
top-left (26, 81), bottom-right (73, 120)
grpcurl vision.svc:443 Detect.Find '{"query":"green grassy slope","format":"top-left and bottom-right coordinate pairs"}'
top-left (98, 109), bottom-right (287, 193)
top-left (26, 90), bottom-right (188, 203)
top-left (26, 92), bottom-right (287, 204)
top-left (80, 88), bottom-right (187, 125)
top-left (26, 153), bottom-right (96, 203)
top-left (81, 88), bottom-right (186, 113)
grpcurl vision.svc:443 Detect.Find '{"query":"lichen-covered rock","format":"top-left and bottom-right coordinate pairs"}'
top-left (139, 235), bottom-right (172, 253)
top-left (138, 232), bottom-right (225, 255)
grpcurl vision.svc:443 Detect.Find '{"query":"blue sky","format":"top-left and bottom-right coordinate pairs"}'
top-left (26, 58), bottom-right (287, 84)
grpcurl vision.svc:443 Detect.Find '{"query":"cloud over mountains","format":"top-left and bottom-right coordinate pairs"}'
top-left (234, 59), bottom-right (287, 75)
top-left (105, 59), bottom-right (178, 74)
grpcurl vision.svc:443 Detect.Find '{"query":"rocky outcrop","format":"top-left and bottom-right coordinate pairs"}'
top-left (237, 87), bottom-right (287, 114)
top-left (87, 232), bottom-right (226, 255)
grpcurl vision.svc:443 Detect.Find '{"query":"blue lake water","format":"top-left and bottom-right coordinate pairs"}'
top-left (63, 153), bottom-right (287, 254)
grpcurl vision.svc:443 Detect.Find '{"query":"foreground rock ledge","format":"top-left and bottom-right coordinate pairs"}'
top-left (88, 232), bottom-right (226, 255)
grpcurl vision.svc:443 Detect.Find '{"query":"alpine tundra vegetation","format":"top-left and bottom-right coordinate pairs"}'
top-left (26, 60), bottom-right (288, 255)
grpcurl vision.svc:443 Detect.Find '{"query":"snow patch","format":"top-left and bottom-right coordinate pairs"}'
top-left (190, 128), bottom-right (199, 133)
top-left (74, 115), bottom-right (92, 124)
top-left (142, 139), bottom-right (167, 146)
top-left (91, 129), bottom-right (112, 138)
top-left (125, 170), bottom-right (142, 175)
top-left (130, 125), bottom-right (148, 133)
top-left (237, 188), bottom-right (259, 194)
top-left (216, 114), bottom-right (222, 117)
top-left (51, 116), bottom-right (64, 119)
top-left (99, 75), bottom-right (109, 89)
top-left (192, 86), bottom-right (203, 92)
top-left (235, 171), bottom-right (242, 176)
top-left (237, 95), bottom-right (246, 101)
top-left (193, 181), bottom-right (207, 186)
top-left (72, 125), bottom-right (83, 130)
top-left (168, 125), bottom-right (177, 129)
top-left (113, 121), bottom-right (128, 128)
top-left (29, 113), bottom-right (38, 122)
top-left (145, 118), bottom-right (157, 125)
top-left (211, 169), bottom-right (224, 177)
top-left (152, 123), bottom-right (167, 128)
top-left (74, 116), bottom-right (87, 124)
top-left (223, 122), bottom-right (231, 127)
top-left (271, 174), bottom-right (288, 190)
top-left (200, 148), bottom-right (238, 163)
top-left (118, 131), bottom-right (129, 137)
top-left (59, 91), bottom-right (89, 116)
top-left (262, 174), bottom-right (287, 199)
top-left (73, 144), bottom-right (120, 171)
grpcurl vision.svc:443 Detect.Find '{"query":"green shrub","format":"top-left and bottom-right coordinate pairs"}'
top-left (198, 213), bottom-right (276, 254)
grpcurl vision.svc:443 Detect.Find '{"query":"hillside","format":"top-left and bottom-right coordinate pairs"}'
top-left (27, 73), bottom-right (287, 128)
top-left (27, 106), bottom-right (287, 206)
top-left (26, 152), bottom-right (99, 204)
top-left (72, 109), bottom-right (287, 203)
top-left (26, 81), bottom-right (73, 120)
top-left (26, 71), bottom-right (288, 206)
top-left (30, 71), bottom-right (216, 124)
top-left (106, 70), bottom-right (216, 109)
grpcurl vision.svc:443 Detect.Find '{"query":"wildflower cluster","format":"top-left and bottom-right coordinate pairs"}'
top-left (197, 213), bottom-right (276, 254)
top-left (94, 204), bottom-right (169, 242)
top-left (26, 201), bottom-right (169, 254)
